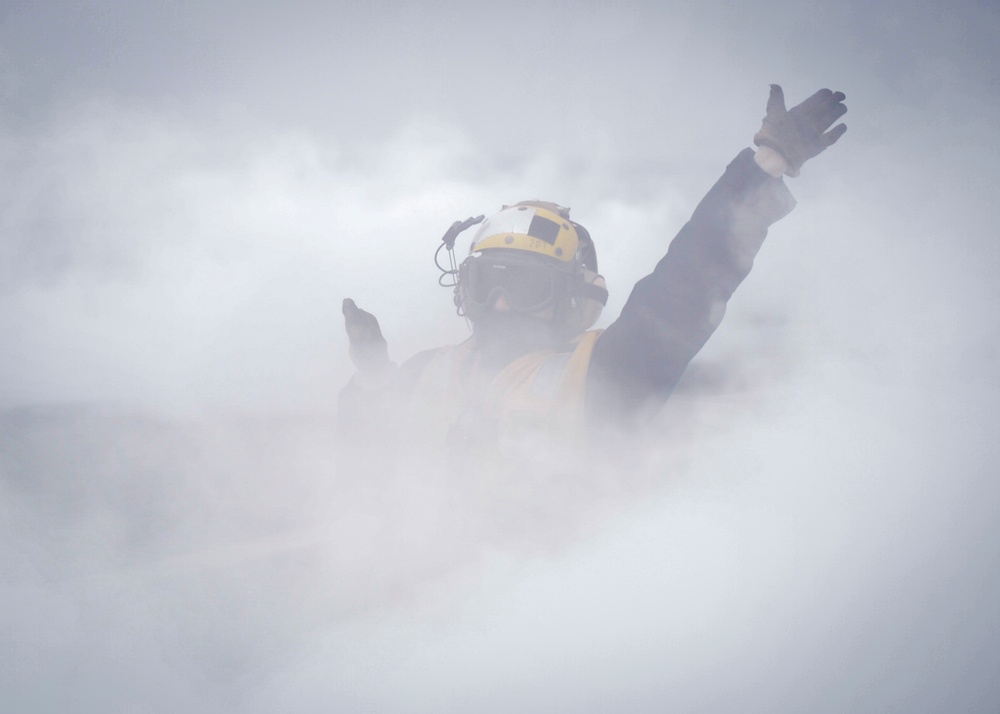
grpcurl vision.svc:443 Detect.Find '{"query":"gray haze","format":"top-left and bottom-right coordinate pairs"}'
top-left (2, 0), bottom-right (999, 712)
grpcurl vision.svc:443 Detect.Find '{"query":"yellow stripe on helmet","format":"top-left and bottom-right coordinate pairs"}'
top-left (470, 205), bottom-right (580, 263)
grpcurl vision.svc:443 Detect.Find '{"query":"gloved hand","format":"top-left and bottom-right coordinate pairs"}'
top-left (753, 84), bottom-right (847, 177)
top-left (342, 298), bottom-right (390, 372)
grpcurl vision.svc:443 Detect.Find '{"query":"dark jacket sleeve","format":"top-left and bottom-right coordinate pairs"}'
top-left (586, 148), bottom-right (796, 421)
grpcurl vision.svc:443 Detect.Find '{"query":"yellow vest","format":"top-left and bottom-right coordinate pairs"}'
top-left (405, 329), bottom-right (604, 460)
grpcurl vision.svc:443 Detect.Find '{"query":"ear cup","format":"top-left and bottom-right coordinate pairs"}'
top-left (575, 270), bottom-right (607, 331)
top-left (570, 221), bottom-right (598, 273)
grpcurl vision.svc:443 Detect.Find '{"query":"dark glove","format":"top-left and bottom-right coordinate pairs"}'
top-left (753, 85), bottom-right (847, 177)
top-left (342, 298), bottom-right (390, 372)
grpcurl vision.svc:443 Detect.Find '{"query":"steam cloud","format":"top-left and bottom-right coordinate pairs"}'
top-left (2, 1), bottom-right (1000, 712)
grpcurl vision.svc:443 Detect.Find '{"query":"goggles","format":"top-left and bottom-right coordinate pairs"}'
top-left (460, 253), bottom-right (571, 313)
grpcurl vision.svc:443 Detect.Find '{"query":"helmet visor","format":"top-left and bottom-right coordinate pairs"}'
top-left (461, 255), bottom-right (563, 313)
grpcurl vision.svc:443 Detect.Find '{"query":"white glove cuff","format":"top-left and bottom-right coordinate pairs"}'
top-left (754, 145), bottom-right (790, 178)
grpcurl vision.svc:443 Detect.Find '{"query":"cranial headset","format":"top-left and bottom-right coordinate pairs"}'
top-left (435, 202), bottom-right (608, 330)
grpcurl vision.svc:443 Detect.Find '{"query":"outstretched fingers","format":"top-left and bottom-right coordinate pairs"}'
top-left (343, 298), bottom-right (383, 342)
top-left (766, 84), bottom-right (787, 116)
top-left (818, 94), bottom-right (848, 130)
top-left (758, 83), bottom-right (848, 173)
top-left (822, 123), bottom-right (848, 146)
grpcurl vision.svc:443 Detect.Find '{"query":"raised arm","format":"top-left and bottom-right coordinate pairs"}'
top-left (587, 85), bottom-right (847, 421)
